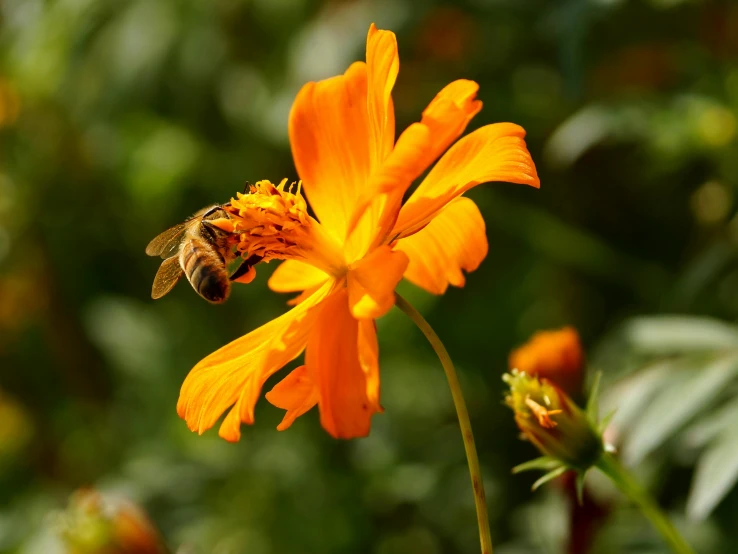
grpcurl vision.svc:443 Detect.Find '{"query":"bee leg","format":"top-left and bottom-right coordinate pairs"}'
top-left (230, 260), bottom-right (256, 284)
top-left (230, 255), bottom-right (262, 284)
top-left (242, 254), bottom-right (263, 267)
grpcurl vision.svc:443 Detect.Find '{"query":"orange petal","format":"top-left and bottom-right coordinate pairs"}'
top-left (265, 365), bottom-right (319, 431)
top-left (176, 281), bottom-right (333, 442)
top-left (358, 319), bottom-right (381, 411)
top-left (289, 61), bottom-right (371, 241)
top-left (396, 197), bottom-right (488, 295)
top-left (289, 24), bottom-right (398, 246)
top-left (508, 327), bottom-right (584, 396)
top-left (341, 25), bottom-right (399, 261)
top-left (347, 80), bottom-right (482, 256)
top-left (268, 260), bottom-right (329, 293)
top-left (392, 123), bottom-right (539, 239)
top-left (308, 289), bottom-right (380, 438)
top-left (366, 23), bottom-right (398, 169)
top-left (347, 245), bottom-right (409, 319)
top-left (381, 79), bottom-right (482, 194)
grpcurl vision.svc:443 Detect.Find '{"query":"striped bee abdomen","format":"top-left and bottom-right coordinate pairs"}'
top-left (180, 238), bottom-right (231, 304)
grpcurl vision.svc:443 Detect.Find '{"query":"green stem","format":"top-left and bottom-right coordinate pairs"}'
top-left (394, 293), bottom-right (493, 554)
top-left (597, 453), bottom-right (695, 554)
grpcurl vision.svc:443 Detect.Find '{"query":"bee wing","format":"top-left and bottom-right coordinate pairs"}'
top-left (151, 255), bottom-right (185, 299)
top-left (146, 222), bottom-right (188, 258)
top-left (146, 205), bottom-right (219, 259)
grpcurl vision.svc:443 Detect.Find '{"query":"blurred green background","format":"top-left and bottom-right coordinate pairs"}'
top-left (1, 0), bottom-right (738, 552)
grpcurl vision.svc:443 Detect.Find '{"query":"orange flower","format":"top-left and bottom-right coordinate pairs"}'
top-left (177, 24), bottom-right (539, 441)
top-left (508, 327), bottom-right (584, 395)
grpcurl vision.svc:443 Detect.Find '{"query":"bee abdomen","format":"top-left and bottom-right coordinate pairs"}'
top-left (180, 239), bottom-right (231, 304)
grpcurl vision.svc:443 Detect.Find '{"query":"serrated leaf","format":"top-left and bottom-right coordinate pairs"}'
top-left (687, 426), bottom-right (738, 520)
top-left (623, 354), bottom-right (738, 464)
top-left (625, 316), bottom-right (738, 355)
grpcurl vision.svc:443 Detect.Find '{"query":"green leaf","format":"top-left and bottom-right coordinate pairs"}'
top-left (687, 426), bottom-right (738, 520)
top-left (681, 399), bottom-right (738, 450)
top-left (623, 353), bottom-right (738, 464)
top-left (600, 361), bottom-right (672, 433)
top-left (624, 316), bottom-right (738, 355)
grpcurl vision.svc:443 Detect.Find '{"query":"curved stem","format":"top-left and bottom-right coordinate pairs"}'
top-left (597, 453), bottom-right (695, 554)
top-left (394, 293), bottom-right (493, 554)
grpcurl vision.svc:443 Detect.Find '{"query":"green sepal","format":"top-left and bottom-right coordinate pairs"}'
top-left (532, 466), bottom-right (568, 491)
top-left (512, 456), bottom-right (561, 474)
top-left (586, 371), bottom-right (603, 422)
top-left (599, 408), bottom-right (617, 433)
top-left (575, 471), bottom-right (587, 505)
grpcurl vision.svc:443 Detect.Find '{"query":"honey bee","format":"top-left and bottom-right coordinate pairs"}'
top-left (146, 204), bottom-right (258, 304)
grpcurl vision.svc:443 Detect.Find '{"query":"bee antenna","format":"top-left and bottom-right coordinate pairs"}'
top-left (242, 181), bottom-right (251, 194)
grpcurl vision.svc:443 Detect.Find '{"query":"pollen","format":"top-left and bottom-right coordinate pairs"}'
top-left (225, 179), bottom-right (311, 263)
top-left (220, 179), bottom-right (347, 276)
top-left (524, 395), bottom-right (562, 429)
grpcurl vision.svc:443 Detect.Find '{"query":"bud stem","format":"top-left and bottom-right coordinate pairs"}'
top-left (394, 293), bottom-right (493, 554)
top-left (597, 453), bottom-right (695, 554)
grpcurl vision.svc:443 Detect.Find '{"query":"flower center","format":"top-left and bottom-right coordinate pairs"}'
top-left (524, 396), bottom-right (562, 429)
top-left (227, 180), bottom-right (308, 260)
top-left (221, 179), bottom-right (346, 276)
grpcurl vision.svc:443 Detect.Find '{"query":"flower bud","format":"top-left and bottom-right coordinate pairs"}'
top-left (58, 489), bottom-right (167, 554)
top-left (508, 327), bottom-right (584, 396)
top-left (504, 369), bottom-right (603, 471)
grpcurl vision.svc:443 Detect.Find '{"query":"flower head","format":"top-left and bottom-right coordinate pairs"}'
top-left (177, 24), bottom-right (539, 441)
top-left (509, 327), bottom-right (584, 395)
top-left (504, 370), bottom-right (602, 471)
top-left (211, 179), bottom-right (346, 276)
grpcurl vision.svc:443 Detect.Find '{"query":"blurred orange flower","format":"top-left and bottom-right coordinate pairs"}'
top-left (59, 489), bottom-right (167, 554)
top-left (177, 24), bottom-right (539, 441)
top-left (508, 327), bottom-right (584, 395)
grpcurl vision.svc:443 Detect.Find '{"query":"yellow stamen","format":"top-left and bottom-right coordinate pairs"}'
top-left (222, 179), bottom-right (346, 275)
top-left (525, 395), bottom-right (562, 429)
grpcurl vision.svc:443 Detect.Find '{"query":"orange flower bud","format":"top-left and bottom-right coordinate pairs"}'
top-left (504, 370), bottom-right (603, 471)
top-left (508, 327), bottom-right (584, 395)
